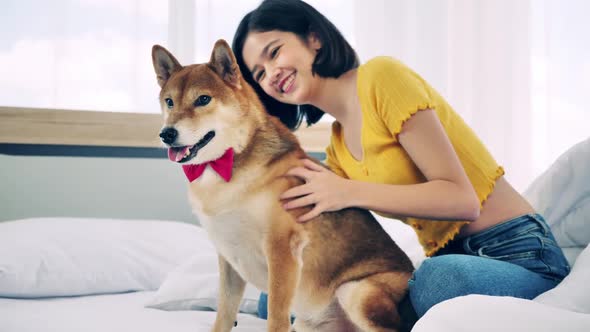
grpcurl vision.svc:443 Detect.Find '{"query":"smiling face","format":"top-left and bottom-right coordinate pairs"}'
top-left (242, 30), bottom-right (322, 106)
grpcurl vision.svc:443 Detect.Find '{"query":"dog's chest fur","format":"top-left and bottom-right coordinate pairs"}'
top-left (188, 168), bottom-right (272, 292)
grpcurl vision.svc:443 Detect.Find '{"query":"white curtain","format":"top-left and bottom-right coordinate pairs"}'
top-left (353, 0), bottom-right (589, 191)
top-left (529, 0), bottom-right (590, 184)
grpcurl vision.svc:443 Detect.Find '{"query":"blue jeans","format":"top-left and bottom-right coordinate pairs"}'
top-left (258, 213), bottom-right (570, 320)
top-left (409, 213), bottom-right (571, 317)
top-left (257, 293), bottom-right (293, 321)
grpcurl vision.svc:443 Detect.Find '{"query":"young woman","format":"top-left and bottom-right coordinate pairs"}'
top-left (232, 0), bottom-right (570, 321)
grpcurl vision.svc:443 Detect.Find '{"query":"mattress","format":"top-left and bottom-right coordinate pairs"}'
top-left (0, 291), bottom-right (266, 332)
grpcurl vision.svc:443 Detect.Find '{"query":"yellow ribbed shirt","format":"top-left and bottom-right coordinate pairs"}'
top-left (325, 56), bottom-right (505, 256)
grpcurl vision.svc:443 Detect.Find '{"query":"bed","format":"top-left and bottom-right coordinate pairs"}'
top-left (0, 214), bottom-right (422, 332)
top-left (0, 292), bottom-right (266, 332)
top-left (1, 138), bottom-right (589, 332)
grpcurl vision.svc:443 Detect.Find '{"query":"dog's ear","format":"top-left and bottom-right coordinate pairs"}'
top-left (152, 45), bottom-right (182, 88)
top-left (209, 39), bottom-right (242, 89)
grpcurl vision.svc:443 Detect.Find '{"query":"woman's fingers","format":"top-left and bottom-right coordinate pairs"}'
top-left (283, 194), bottom-right (316, 210)
top-left (281, 159), bottom-right (332, 220)
top-left (280, 184), bottom-right (312, 200)
top-left (298, 205), bottom-right (323, 223)
top-left (301, 159), bottom-right (326, 172)
top-left (286, 160), bottom-right (327, 181)
top-left (286, 166), bottom-right (313, 181)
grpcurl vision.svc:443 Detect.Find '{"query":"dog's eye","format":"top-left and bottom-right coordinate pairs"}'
top-left (194, 95), bottom-right (212, 107)
top-left (165, 98), bottom-right (174, 109)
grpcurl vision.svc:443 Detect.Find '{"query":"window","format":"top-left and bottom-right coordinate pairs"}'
top-left (1, 0), bottom-right (167, 113)
top-left (1, 0), bottom-right (347, 150)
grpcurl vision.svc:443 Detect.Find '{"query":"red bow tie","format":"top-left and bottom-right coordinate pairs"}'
top-left (182, 148), bottom-right (234, 182)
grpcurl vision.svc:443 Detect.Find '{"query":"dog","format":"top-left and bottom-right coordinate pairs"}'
top-left (152, 39), bottom-right (415, 332)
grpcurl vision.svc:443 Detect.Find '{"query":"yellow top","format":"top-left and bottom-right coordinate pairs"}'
top-left (325, 56), bottom-right (505, 257)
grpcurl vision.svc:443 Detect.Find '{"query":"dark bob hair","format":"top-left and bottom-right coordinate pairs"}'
top-left (232, 0), bottom-right (359, 130)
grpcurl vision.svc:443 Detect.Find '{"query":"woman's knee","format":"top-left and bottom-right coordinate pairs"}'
top-left (408, 255), bottom-right (482, 316)
top-left (411, 255), bottom-right (482, 288)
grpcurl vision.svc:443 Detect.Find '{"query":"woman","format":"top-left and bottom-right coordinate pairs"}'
top-left (232, 0), bottom-right (570, 321)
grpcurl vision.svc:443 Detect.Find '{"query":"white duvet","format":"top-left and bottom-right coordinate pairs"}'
top-left (413, 294), bottom-right (590, 332)
top-left (0, 291), bottom-right (266, 332)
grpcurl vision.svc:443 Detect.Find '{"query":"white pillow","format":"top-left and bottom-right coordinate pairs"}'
top-left (0, 217), bottom-right (204, 298)
top-left (534, 244), bottom-right (590, 314)
top-left (523, 137), bottom-right (590, 250)
top-left (145, 252), bottom-right (261, 315)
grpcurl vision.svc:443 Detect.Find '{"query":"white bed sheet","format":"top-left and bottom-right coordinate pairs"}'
top-left (0, 291), bottom-right (266, 332)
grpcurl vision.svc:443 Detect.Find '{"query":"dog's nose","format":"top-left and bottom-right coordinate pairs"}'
top-left (159, 127), bottom-right (178, 145)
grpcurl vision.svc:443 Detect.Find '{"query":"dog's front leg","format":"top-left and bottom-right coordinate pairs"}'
top-left (266, 231), bottom-right (307, 332)
top-left (211, 255), bottom-right (246, 332)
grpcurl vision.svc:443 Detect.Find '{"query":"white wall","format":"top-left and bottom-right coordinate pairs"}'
top-left (0, 154), bottom-right (196, 223)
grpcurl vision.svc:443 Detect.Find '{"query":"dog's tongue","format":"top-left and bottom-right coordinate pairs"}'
top-left (168, 146), bottom-right (190, 162)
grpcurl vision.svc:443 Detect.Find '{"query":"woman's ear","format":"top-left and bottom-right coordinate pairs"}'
top-left (307, 32), bottom-right (322, 51)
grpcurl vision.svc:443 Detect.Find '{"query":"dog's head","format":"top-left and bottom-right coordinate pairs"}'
top-left (152, 40), bottom-right (263, 165)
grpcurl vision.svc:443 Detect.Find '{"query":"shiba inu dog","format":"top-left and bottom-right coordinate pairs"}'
top-left (152, 40), bottom-right (414, 332)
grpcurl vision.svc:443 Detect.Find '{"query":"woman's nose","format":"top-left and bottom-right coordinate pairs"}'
top-left (269, 67), bottom-right (281, 86)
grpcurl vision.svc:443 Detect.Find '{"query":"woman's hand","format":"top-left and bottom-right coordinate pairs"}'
top-left (281, 159), bottom-right (352, 222)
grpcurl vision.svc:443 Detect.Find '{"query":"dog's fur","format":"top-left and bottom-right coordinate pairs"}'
top-left (152, 40), bottom-right (414, 332)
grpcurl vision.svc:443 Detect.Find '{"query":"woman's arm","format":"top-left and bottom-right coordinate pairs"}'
top-left (355, 109), bottom-right (480, 220)
top-left (282, 109), bottom-right (480, 222)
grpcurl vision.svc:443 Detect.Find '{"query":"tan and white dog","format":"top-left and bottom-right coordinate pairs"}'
top-left (152, 40), bottom-right (414, 332)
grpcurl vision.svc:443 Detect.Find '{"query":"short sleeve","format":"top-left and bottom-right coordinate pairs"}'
top-left (362, 57), bottom-right (437, 141)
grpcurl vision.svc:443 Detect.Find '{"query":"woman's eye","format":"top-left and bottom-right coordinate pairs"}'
top-left (256, 70), bottom-right (265, 82)
top-left (165, 98), bottom-right (174, 109)
top-left (270, 46), bottom-right (280, 58)
top-left (194, 95), bottom-right (212, 107)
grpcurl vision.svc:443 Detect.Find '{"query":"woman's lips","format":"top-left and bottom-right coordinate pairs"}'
top-left (279, 72), bottom-right (295, 93)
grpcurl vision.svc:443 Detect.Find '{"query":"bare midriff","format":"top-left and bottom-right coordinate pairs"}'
top-left (458, 176), bottom-right (535, 238)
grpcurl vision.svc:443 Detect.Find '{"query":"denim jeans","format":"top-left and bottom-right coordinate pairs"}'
top-left (408, 213), bottom-right (571, 317)
top-left (258, 213), bottom-right (570, 320)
